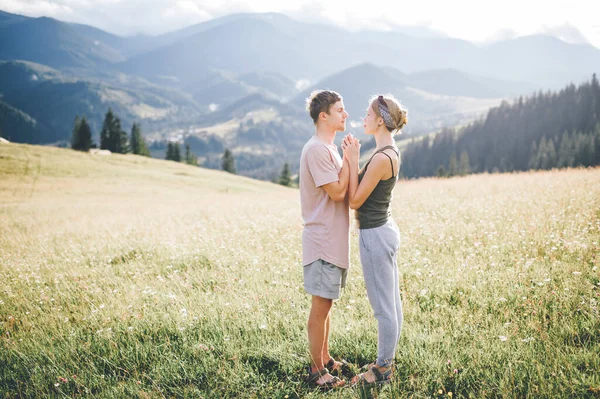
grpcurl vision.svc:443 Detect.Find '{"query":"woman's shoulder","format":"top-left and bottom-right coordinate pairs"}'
top-left (371, 148), bottom-right (399, 177)
top-left (373, 147), bottom-right (399, 160)
top-left (368, 152), bottom-right (393, 170)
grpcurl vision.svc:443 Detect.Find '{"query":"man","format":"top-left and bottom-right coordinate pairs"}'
top-left (299, 90), bottom-right (350, 390)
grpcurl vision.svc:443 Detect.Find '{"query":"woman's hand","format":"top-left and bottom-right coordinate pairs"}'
top-left (343, 135), bottom-right (360, 163)
top-left (342, 134), bottom-right (357, 156)
top-left (341, 134), bottom-right (351, 159)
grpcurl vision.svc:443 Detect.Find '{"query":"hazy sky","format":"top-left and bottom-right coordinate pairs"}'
top-left (2, 0), bottom-right (600, 48)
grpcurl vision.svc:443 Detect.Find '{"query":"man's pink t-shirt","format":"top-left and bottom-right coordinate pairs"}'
top-left (299, 136), bottom-right (350, 269)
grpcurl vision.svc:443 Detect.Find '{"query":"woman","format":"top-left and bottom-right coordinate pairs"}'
top-left (341, 94), bottom-right (408, 386)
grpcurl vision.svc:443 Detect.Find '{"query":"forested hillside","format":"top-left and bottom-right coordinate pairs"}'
top-left (401, 74), bottom-right (600, 178)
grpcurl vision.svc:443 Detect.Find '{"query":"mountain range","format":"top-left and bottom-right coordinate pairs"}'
top-left (1, 9), bottom-right (598, 178)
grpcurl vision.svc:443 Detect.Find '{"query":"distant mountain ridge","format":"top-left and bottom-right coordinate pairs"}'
top-left (0, 97), bottom-right (43, 143)
top-left (0, 61), bottom-right (204, 144)
top-left (0, 14), bottom-right (124, 69)
top-left (1, 8), bottom-right (598, 180)
top-left (292, 63), bottom-right (506, 138)
top-left (406, 69), bottom-right (536, 98)
top-left (1, 9), bottom-right (597, 89)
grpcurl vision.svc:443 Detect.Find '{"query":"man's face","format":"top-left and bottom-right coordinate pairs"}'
top-left (323, 100), bottom-right (349, 132)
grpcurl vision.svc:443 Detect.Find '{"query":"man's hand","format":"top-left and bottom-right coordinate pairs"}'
top-left (342, 134), bottom-right (360, 164)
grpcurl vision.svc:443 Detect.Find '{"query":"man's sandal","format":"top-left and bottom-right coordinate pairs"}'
top-left (305, 367), bottom-right (345, 391)
top-left (325, 357), bottom-right (356, 378)
top-left (352, 366), bottom-right (392, 387)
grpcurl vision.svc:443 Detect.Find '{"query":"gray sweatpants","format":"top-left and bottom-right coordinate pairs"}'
top-left (358, 219), bottom-right (403, 368)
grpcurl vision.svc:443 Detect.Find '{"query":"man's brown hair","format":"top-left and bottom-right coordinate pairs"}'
top-left (305, 90), bottom-right (342, 125)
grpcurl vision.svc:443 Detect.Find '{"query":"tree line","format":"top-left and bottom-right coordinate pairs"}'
top-left (70, 108), bottom-right (150, 157)
top-left (401, 73), bottom-right (600, 178)
top-left (220, 148), bottom-right (293, 187)
top-left (165, 141), bottom-right (199, 165)
top-left (70, 109), bottom-right (293, 186)
top-left (72, 108), bottom-right (197, 166)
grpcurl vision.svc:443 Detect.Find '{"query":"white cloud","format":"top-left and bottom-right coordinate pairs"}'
top-left (0, 0), bottom-right (598, 48)
top-left (1, 0), bottom-right (75, 17)
top-left (164, 1), bottom-right (210, 20)
top-left (539, 23), bottom-right (590, 45)
top-left (295, 79), bottom-right (311, 91)
top-left (482, 28), bottom-right (519, 44)
top-left (174, 1), bottom-right (207, 16)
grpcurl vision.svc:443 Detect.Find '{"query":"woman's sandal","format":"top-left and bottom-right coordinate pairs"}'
top-left (359, 361), bottom-right (376, 372)
top-left (305, 367), bottom-right (345, 391)
top-left (325, 357), bottom-right (356, 378)
top-left (351, 366), bottom-right (392, 387)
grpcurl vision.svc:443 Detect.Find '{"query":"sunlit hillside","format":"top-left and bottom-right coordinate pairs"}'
top-left (1, 143), bottom-right (598, 398)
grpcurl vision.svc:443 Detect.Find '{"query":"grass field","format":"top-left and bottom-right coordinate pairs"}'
top-left (1, 143), bottom-right (599, 398)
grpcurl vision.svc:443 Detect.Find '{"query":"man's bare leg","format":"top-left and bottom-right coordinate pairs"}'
top-left (307, 296), bottom-right (343, 386)
top-left (321, 312), bottom-right (345, 373)
top-left (321, 312), bottom-right (331, 363)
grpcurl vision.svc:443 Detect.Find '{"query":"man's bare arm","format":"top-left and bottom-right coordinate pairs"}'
top-left (322, 159), bottom-right (349, 202)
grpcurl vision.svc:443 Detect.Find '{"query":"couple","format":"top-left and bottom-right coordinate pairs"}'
top-left (299, 89), bottom-right (408, 390)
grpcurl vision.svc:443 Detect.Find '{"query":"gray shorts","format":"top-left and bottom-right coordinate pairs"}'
top-left (303, 259), bottom-right (347, 300)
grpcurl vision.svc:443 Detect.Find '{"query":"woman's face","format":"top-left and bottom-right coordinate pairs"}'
top-left (363, 104), bottom-right (380, 135)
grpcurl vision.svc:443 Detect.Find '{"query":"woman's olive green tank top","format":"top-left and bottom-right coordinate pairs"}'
top-left (356, 145), bottom-right (400, 229)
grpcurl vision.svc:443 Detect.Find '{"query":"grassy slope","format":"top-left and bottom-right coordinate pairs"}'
top-left (0, 143), bottom-right (599, 398)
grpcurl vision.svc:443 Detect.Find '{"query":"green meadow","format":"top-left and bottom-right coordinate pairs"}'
top-left (1, 144), bottom-right (599, 398)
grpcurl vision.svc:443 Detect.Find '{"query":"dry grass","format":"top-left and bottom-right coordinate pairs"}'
top-left (1, 144), bottom-right (598, 398)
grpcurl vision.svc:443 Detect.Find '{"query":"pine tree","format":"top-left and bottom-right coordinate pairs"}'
top-left (436, 165), bottom-right (447, 178)
top-left (557, 133), bottom-right (574, 168)
top-left (537, 137), bottom-right (549, 169)
top-left (109, 116), bottom-right (128, 154)
top-left (130, 123), bottom-right (149, 156)
top-left (222, 148), bottom-right (236, 173)
top-left (99, 109), bottom-right (128, 153)
top-left (185, 144), bottom-right (191, 163)
top-left (185, 144), bottom-right (197, 165)
top-left (528, 141), bottom-right (538, 170)
top-left (173, 142), bottom-right (181, 162)
top-left (278, 162), bottom-right (291, 186)
top-left (590, 135), bottom-right (597, 166)
top-left (547, 139), bottom-right (557, 168)
top-left (593, 74), bottom-right (600, 127)
top-left (71, 116), bottom-right (93, 151)
top-left (165, 142), bottom-right (173, 160)
top-left (130, 123), bottom-right (141, 155)
top-left (99, 109), bottom-right (114, 150)
top-left (594, 124), bottom-right (600, 165)
top-left (580, 133), bottom-right (595, 166)
top-left (70, 116), bottom-right (81, 150)
top-left (459, 151), bottom-right (471, 176)
top-left (448, 151), bottom-right (458, 176)
top-left (538, 137), bottom-right (557, 170)
top-left (572, 132), bottom-right (583, 166)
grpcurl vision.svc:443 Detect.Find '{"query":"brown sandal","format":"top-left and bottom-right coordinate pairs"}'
top-left (325, 357), bottom-right (356, 378)
top-left (305, 367), bottom-right (345, 391)
top-left (352, 366), bottom-right (392, 387)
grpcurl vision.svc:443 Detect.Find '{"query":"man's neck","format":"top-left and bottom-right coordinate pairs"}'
top-left (315, 127), bottom-right (336, 145)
